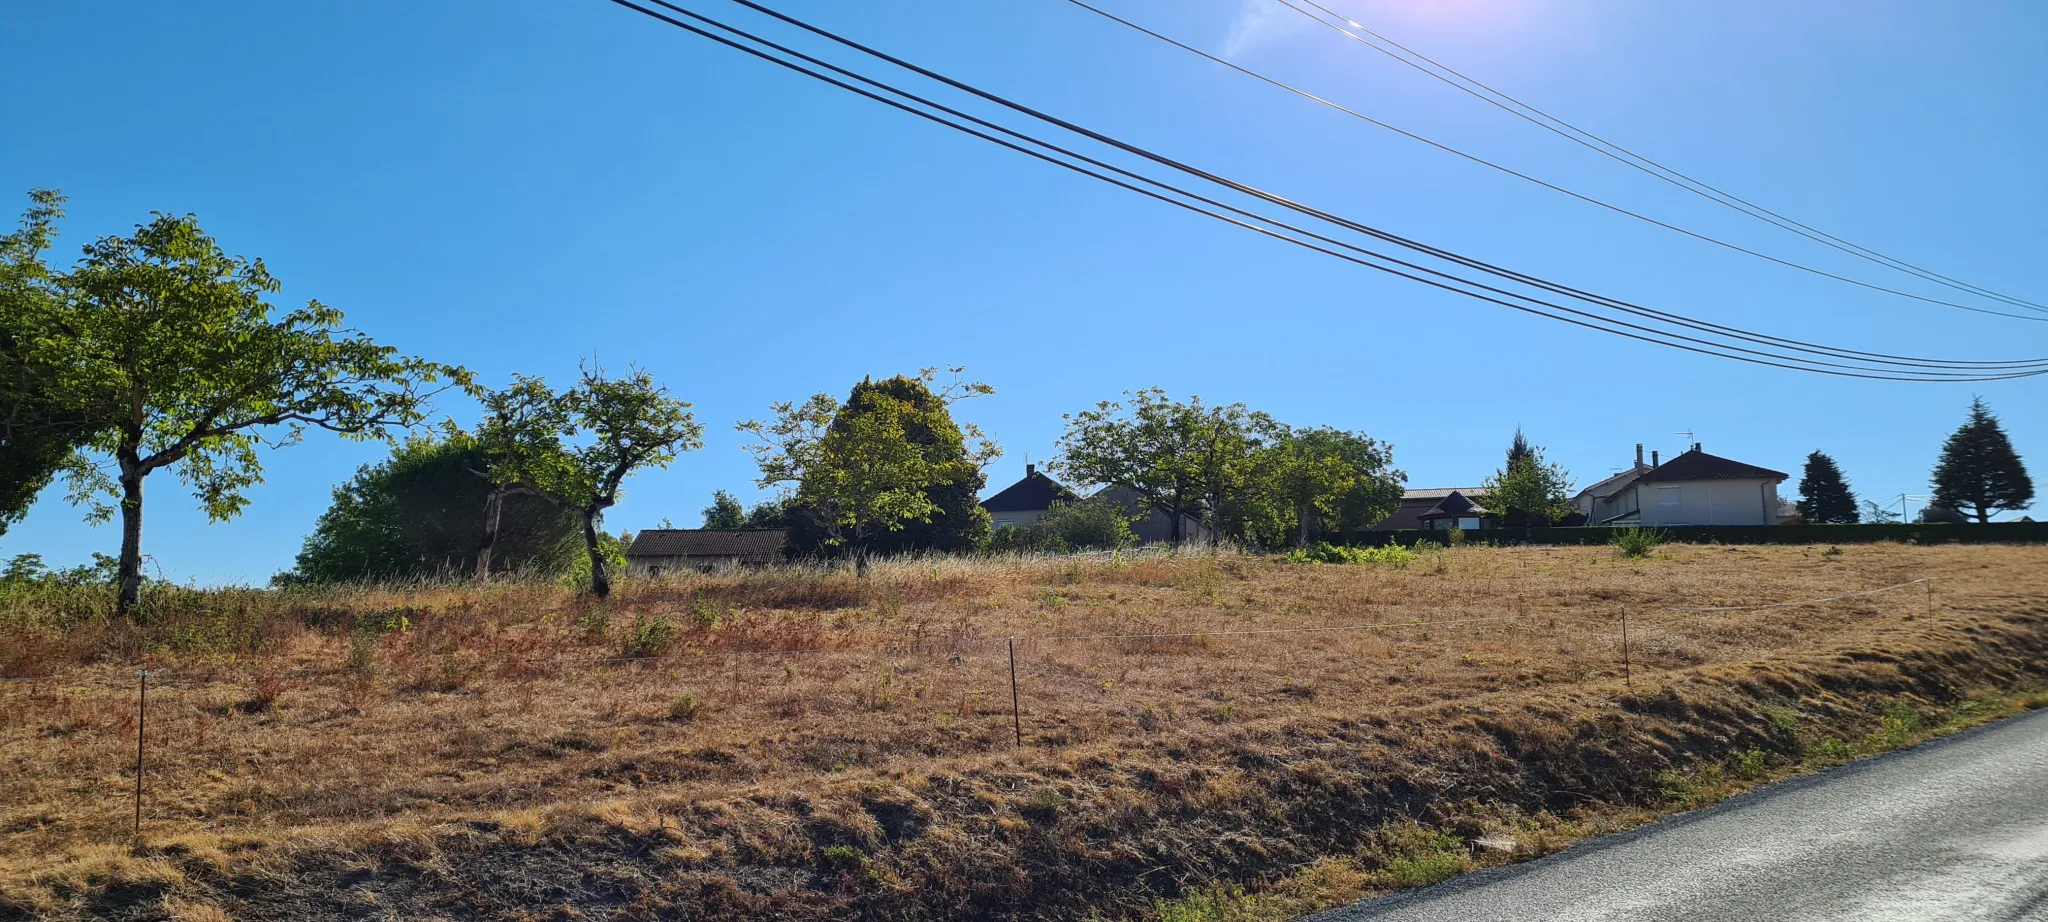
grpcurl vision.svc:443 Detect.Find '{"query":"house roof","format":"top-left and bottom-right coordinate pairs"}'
top-left (626, 529), bottom-right (787, 560)
top-left (1634, 449), bottom-right (1788, 484)
top-left (1578, 463), bottom-right (1651, 501)
top-left (1402, 487), bottom-right (1487, 502)
top-left (1419, 490), bottom-right (1491, 519)
top-left (981, 469), bottom-right (1080, 512)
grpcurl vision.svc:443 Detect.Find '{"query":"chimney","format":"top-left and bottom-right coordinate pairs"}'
top-left (1635, 443), bottom-right (1644, 466)
top-left (1651, 450), bottom-right (1660, 467)
top-left (1025, 463), bottom-right (1036, 477)
top-left (1693, 441), bottom-right (1702, 452)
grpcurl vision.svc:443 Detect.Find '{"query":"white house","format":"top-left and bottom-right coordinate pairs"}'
top-left (1575, 443), bottom-right (1788, 527)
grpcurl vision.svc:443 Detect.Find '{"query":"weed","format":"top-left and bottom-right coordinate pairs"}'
top-left (820, 844), bottom-right (864, 868)
top-left (1761, 704), bottom-right (1800, 730)
top-left (669, 692), bottom-right (704, 722)
top-left (1821, 545), bottom-right (1844, 558)
top-left (1731, 747), bottom-right (1769, 780)
top-left (1609, 527), bottom-right (1669, 559)
top-left (625, 615), bottom-right (678, 657)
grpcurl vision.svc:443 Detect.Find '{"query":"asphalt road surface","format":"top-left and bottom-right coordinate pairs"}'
top-left (1313, 708), bottom-right (2048, 922)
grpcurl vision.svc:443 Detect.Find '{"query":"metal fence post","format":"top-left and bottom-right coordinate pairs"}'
top-left (1008, 637), bottom-right (1023, 748)
top-left (1620, 606), bottom-right (1632, 691)
top-left (134, 669), bottom-right (148, 838)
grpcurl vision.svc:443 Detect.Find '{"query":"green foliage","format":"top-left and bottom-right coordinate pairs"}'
top-left (1281, 542), bottom-right (1415, 567)
top-left (668, 692), bottom-right (704, 722)
top-left (982, 499), bottom-right (1137, 554)
top-left (1609, 526), bottom-right (1667, 558)
top-left (1249, 425), bottom-right (1404, 548)
top-left (1375, 826), bottom-right (1470, 889)
top-left (1479, 432), bottom-right (1575, 527)
top-left (1795, 451), bottom-right (1860, 524)
top-left (473, 364), bottom-right (702, 597)
top-left (281, 436), bottom-right (581, 584)
top-left (741, 367), bottom-right (997, 569)
top-left (20, 203), bottom-right (464, 614)
top-left (1917, 505), bottom-right (1967, 525)
top-left (624, 613), bottom-right (678, 657)
top-left (701, 489), bottom-right (747, 529)
top-left (1931, 397), bottom-right (2033, 523)
top-left (1052, 389), bottom-right (1273, 547)
top-left (0, 190), bottom-right (92, 537)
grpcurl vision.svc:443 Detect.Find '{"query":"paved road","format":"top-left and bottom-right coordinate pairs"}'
top-left (1314, 708), bottom-right (2048, 922)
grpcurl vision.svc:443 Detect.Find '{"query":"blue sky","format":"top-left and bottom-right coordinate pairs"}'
top-left (3, 0), bottom-right (2042, 583)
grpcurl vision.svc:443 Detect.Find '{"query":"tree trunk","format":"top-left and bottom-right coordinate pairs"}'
top-left (582, 512), bottom-right (610, 599)
top-left (1297, 501), bottom-right (1313, 548)
top-left (475, 489), bottom-right (503, 585)
top-left (853, 544), bottom-right (871, 579)
top-left (116, 469), bottom-right (145, 618)
top-left (1975, 503), bottom-right (1991, 524)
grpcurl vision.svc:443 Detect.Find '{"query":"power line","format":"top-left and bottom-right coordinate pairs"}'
top-left (1272, 0), bottom-right (2048, 315)
top-left (706, 0), bottom-right (2048, 372)
top-left (704, 0), bottom-right (2048, 374)
top-left (596, 0), bottom-right (2048, 380)
top-left (1058, 0), bottom-right (2048, 324)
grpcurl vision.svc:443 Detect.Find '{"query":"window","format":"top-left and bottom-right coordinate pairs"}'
top-left (1657, 487), bottom-right (1681, 507)
top-left (994, 519), bottom-right (1016, 529)
top-left (1458, 517), bottom-right (1480, 530)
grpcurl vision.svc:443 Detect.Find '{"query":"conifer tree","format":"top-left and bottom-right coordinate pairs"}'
top-left (1795, 451), bottom-right (1860, 524)
top-left (1931, 398), bottom-right (2033, 523)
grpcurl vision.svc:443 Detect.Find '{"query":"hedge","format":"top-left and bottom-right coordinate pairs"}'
top-left (1352, 522), bottom-right (2048, 547)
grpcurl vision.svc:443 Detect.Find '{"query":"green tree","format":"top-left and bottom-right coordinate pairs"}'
top-left (459, 376), bottom-right (576, 584)
top-left (485, 364), bottom-right (702, 598)
top-left (1052, 389), bottom-right (1270, 546)
top-left (740, 367), bottom-right (997, 575)
top-left (38, 210), bottom-right (463, 616)
top-left (282, 436), bottom-right (582, 584)
top-left (701, 490), bottom-right (748, 529)
top-left (1930, 397), bottom-right (2033, 523)
top-left (1259, 426), bottom-right (1403, 547)
top-left (1479, 434), bottom-right (1576, 527)
top-left (0, 190), bottom-right (98, 536)
top-left (1505, 425), bottom-right (1534, 469)
top-left (1794, 451), bottom-right (1860, 524)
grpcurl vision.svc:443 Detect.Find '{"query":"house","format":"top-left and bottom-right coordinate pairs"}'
top-left (1373, 487), bottom-right (1490, 531)
top-left (979, 464), bottom-right (1078, 530)
top-left (979, 464), bottom-right (1213, 545)
top-left (1415, 490), bottom-right (1496, 532)
top-left (1575, 443), bottom-right (1788, 527)
top-left (625, 529), bottom-right (787, 576)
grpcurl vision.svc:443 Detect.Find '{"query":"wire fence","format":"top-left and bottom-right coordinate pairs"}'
top-left (2, 574), bottom-right (1946, 842)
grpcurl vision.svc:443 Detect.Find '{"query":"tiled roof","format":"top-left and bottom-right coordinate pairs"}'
top-left (1635, 449), bottom-right (1788, 484)
top-left (1419, 490), bottom-right (1491, 518)
top-left (626, 529), bottom-right (787, 561)
top-left (1402, 487), bottom-right (1487, 501)
top-left (981, 470), bottom-right (1081, 512)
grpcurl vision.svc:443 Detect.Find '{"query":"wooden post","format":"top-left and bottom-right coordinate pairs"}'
top-left (1926, 578), bottom-right (1934, 616)
top-left (1008, 637), bottom-right (1023, 748)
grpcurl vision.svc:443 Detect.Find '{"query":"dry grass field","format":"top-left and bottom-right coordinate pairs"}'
top-left (4, 541), bottom-right (2046, 921)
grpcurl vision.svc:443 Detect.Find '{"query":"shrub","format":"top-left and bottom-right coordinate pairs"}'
top-left (625, 615), bottom-right (678, 657)
top-left (1281, 543), bottom-right (1415, 567)
top-left (669, 692), bottom-right (704, 722)
top-left (1609, 527), bottom-right (1668, 559)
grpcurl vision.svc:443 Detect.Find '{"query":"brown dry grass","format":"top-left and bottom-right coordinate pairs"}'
top-left (3, 542), bottom-right (2044, 920)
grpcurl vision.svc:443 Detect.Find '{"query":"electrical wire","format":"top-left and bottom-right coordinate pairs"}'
top-left (595, 0), bottom-right (2048, 380)
top-left (1059, 0), bottom-right (2048, 324)
top-left (1272, 0), bottom-right (2048, 315)
top-left (703, 0), bottom-right (2048, 373)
